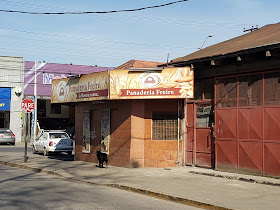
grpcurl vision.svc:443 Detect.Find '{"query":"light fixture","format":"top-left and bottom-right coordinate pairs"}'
top-left (266, 51), bottom-right (271, 57)
top-left (14, 86), bottom-right (22, 97)
top-left (200, 34), bottom-right (214, 49)
top-left (190, 64), bottom-right (194, 69)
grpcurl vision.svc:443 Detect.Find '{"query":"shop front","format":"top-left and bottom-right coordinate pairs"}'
top-left (164, 22), bottom-right (280, 177)
top-left (51, 67), bottom-right (194, 168)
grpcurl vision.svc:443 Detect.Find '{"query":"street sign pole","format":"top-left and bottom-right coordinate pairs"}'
top-left (21, 98), bottom-right (35, 163)
top-left (24, 112), bottom-right (28, 162)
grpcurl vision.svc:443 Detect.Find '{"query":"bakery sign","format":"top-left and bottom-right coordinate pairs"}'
top-left (51, 71), bottom-right (109, 103)
top-left (109, 67), bottom-right (193, 99)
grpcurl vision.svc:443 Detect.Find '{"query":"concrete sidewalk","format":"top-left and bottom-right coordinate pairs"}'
top-left (1, 144), bottom-right (280, 210)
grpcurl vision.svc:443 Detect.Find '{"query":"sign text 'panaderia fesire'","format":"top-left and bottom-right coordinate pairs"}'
top-left (109, 67), bottom-right (193, 99)
top-left (51, 67), bottom-right (194, 103)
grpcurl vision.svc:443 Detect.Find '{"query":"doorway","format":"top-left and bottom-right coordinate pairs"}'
top-left (186, 102), bottom-right (215, 168)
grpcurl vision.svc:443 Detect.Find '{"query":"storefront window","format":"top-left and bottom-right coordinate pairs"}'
top-left (196, 104), bottom-right (214, 127)
top-left (38, 100), bottom-right (46, 117)
top-left (51, 104), bottom-right (61, 114)
top-left (83, 110), bottom-right (91, 153)
top-left (152, 113), bottom-right (178, 140)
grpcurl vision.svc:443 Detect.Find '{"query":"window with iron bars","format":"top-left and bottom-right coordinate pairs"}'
top-left (152, 113), bottom-right (178, 140)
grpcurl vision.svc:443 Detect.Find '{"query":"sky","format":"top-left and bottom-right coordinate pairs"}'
top-left (0, 0), bottom-right (280, 68)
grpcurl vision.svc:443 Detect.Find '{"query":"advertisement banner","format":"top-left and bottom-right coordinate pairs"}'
top-left (51, 71), bottom-right (109, 103)
top-left (109, 67), bottom-right (193, 99)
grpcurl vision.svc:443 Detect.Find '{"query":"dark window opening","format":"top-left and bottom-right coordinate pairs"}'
top-left (216, 77), bottom-right (237, 107)
top-left (239, 74), bottom-right (262, 106)
top-left (265, 72), bottom-right (280, 105)
top-left (51, 104), bottom-right (61, 114)
top-left (38, 100), bottom-right (46, 117)
top-left (194, 79), bottom-right (214, 100)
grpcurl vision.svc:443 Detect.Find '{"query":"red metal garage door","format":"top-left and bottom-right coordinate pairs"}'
top-left (215, 72), bottom-right (280, 177)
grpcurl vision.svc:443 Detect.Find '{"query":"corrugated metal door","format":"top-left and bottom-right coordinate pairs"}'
top-left (215, 72), bottom-right (280, 177)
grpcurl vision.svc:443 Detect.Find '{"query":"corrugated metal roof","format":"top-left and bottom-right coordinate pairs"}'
top-left (171, 22), bottom-right (280, 64)
top-left (115, 59), bottom-right (164, 70)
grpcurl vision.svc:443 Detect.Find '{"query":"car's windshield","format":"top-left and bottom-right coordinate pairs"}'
top-left (0, 130), bottom-right (12, 134)
top-left (49, 133), bottom-right (69, 139)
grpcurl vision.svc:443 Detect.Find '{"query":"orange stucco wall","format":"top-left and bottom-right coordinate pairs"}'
top-left (74, 99), bottom-right (183, 168)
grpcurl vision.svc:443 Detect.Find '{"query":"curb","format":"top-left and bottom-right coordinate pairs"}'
top-left (0, 160), bottom-right (64, 177)
top-left (189, 171), bottom-right (280, 187)
top-left (0, 160), bottom-right (231, 210)
top-left (107, 184), bottom-right (232, 210)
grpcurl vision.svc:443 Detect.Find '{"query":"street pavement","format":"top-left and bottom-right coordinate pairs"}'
top-left (1, 143), bottom-right (280, 210)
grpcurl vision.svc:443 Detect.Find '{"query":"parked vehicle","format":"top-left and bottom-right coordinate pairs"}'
top-left (33, 130), bottom-right (73, 156)
top-left (0, 128), bottom-right (15, 145)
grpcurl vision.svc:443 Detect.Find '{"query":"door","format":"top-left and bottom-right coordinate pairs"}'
top-left (186, 102), bottom-right (215, 168)
top-left (35, 133), bottom-right (47, 152)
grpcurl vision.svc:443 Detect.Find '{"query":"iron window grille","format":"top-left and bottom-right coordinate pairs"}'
top-left (152, 113), bottom-right (178, 140)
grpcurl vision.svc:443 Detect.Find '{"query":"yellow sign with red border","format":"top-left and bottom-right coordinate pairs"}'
top-left (109, 67), bottom-right (193, 99)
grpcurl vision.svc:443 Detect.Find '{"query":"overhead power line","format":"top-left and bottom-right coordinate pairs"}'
top-left (0, 0), bottom-right (189, 15)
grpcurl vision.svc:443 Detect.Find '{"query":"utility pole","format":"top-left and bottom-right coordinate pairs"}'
top-left (33, 61), bottom-right (37, 145)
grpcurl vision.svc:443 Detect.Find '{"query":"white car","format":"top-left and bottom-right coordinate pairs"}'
top-left (33, 130), bottom-right (73, 156)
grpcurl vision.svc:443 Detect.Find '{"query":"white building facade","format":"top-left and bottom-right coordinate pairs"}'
top-left (0, 56), bottom-right (24, 142)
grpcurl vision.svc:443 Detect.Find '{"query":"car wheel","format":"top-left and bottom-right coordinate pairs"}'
top-left (43, 148), bottom-right (49, 156)
top-left (67, 151), bottom-right (72, 156)
top-left (32, 146), bottom-right (37, 154)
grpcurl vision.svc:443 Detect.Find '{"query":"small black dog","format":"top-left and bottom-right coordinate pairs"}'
top-left (96, 150), bottom-right (108, 168)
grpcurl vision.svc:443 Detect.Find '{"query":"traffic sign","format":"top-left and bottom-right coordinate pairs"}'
top-left (21, 99), bottom-right (35, 113)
